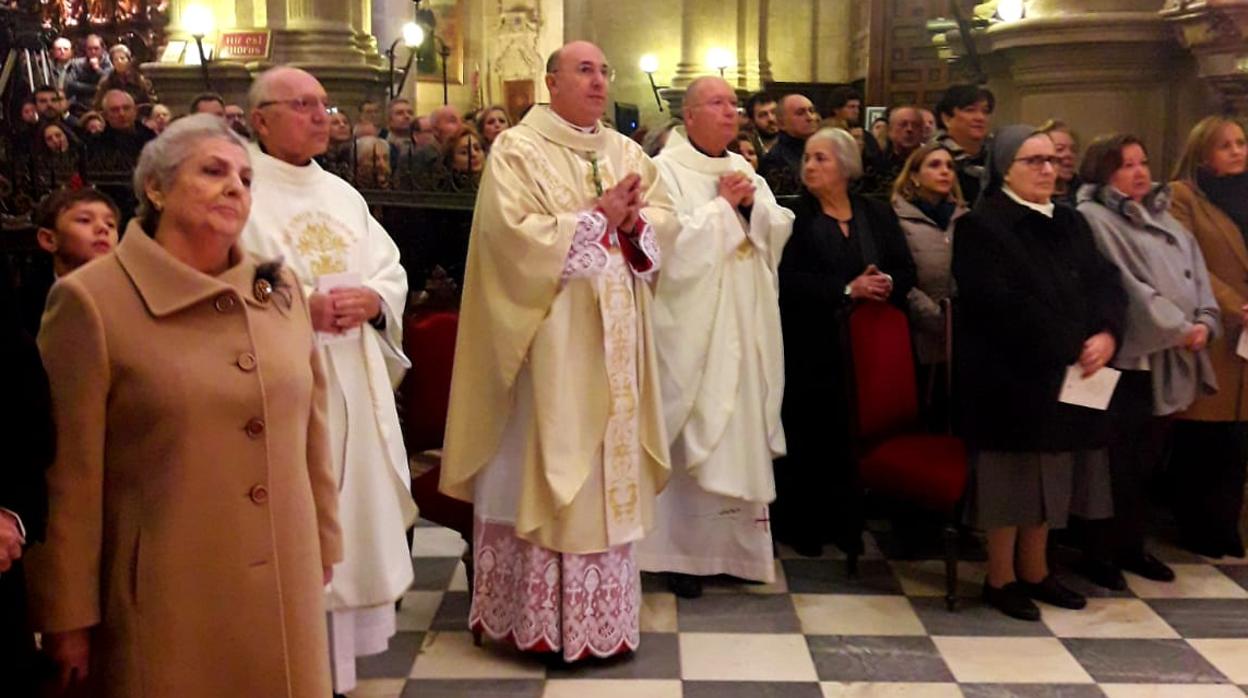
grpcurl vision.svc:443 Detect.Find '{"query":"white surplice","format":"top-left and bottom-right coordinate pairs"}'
top-left (241, 145), bottom-right (417, 693)
top-left (638, 130), bottom-right (793, 583)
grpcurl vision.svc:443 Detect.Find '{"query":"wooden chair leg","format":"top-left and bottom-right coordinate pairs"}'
top-left (943, 522), bottom-right (959, 612)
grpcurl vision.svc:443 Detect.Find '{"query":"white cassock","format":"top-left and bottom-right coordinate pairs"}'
top-left (241, 145), bottom-right (417, 694)
top-left (638, 130), bottom-right (793, 583)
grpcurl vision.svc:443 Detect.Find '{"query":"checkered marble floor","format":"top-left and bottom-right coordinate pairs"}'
top-left (349, 521), bottom-right (1248, 698)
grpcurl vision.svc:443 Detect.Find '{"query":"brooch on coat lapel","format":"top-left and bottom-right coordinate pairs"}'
top-left (254, 260), bottom-right (295, 311)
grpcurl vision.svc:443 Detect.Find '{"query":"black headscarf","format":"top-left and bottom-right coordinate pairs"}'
top-left (1197, 167), bottom-right (1248, 241)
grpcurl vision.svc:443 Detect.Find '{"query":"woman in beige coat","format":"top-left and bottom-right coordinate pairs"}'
top-left (1168, 115), bottom-right (1248, 559)
top-left (891, 141), bottom-right (968, 427)
top-left (28, 114), bottom-right (343, 697)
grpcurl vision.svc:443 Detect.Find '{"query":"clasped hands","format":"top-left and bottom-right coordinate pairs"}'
top-left (309, 287), bottom-right (382, 335)
top-left (717, 171), bottom-right (755, 209)
top-left (847, 264), bottom-right (893, 302)
top-left (597, 173), bottom-right (646, 236)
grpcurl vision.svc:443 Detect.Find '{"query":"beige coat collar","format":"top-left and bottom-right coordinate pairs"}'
top-left (116, 220), bottom-right (262, 317)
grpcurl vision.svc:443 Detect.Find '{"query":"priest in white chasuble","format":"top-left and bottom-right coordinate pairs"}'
top-left (638, 76), bottom-right (793, 598)
top-left (440, 40), bottom-right (677, 662)
top-left (239, 67), bottom-right (417, 696)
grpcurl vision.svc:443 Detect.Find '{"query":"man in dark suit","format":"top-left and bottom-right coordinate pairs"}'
top-left (0, 271), bottom-right (55, 695)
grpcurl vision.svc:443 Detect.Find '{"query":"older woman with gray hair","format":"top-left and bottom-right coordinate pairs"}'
top-left (28, 114), bottom-right (343, 698)
top-left (954, 124), bottom-right (1126, 621)
top-left (1070, 133), bottom-right (1219, 590)
top-left (774, 127), bottom-right (917, 558)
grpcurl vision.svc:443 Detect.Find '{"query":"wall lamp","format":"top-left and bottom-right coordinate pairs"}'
top-left (639, 53), bottom-right (664, 111)
top-left (182, 3), bottom-right (214, 91)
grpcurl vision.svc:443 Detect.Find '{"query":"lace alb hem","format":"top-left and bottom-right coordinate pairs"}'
top-left (468, 518), bottom-right (641, 662)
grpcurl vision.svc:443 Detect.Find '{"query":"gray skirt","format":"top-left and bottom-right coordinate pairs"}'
top-left (963, 449), bottom-right (1114, 530)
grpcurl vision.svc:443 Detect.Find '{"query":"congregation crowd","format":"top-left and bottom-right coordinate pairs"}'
top-left (2, 32), bottom-right (1248, 698)
top-left (0, 32), bottom-right (498, 222)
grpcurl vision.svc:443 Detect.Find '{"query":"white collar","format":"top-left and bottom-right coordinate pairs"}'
top-left (1003, 185), bottom-right (1055, 218)
top-left (548, 107), bottom-right (599, 134)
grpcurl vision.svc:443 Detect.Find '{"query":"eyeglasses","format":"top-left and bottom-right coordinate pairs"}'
top-left (552, 63), bottom-right (616, 83)
top-left (690, 96), bottom-right (739, 111)
top-left (257, 96), bottom-right (336, 115)
top-left (1013, 155), bottom-right (1060, 170)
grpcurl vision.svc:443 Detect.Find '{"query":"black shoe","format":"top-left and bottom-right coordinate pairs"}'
top-left (983, 581), bottom-right (1040, 621)
top-left (1020, 575), bottom-right (1086, 610)
top-left (1119, 552), bottom-right (1175, 582)
top-left (667, 572), bottom-right (704, 599)
top-left (1076, 557), bottom-right (1127, 591)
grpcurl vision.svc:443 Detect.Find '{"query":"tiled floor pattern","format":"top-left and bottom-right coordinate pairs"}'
top-left (350, 522), bottom-right (1248, 697)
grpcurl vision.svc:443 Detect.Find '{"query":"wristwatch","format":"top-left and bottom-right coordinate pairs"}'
top-left (843, 283), bottom-right (853, 299)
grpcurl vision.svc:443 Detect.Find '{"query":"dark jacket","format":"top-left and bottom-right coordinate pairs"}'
top-left (0, 272), bottom-right (55, 694)
top-left (65, 55), bottom-right (113, 105)
top-left (779, 192), bottom-right (918, 397)
top-left (758, 132), bottom-right (807, 197)
top-left (953, 189), bottom-right (1127, 452)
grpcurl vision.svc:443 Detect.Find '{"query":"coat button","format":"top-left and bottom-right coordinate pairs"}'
top-left (249, 484), bottom-right (269, 504)
top-left (237, 353), bottom-right (257, 372)
top-left (245, 418), bottom-right (265, 437)
top-left (1185, 270), bottom-right (1193, 279)
top-left (214, 294), bottom-right (238, 312)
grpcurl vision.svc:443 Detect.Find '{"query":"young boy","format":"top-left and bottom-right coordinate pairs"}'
top-left (20, 187), bottom-right (120, 335)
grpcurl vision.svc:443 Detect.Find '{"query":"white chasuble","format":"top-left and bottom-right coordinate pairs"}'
top-left (441, 105), bottom-right (676, 554)
top-left (241, 146), bottom-right (417, 617)
top-left (441, 105), bottom-right (677, 662)
top-left (637, 130), bottom-right (793, 583)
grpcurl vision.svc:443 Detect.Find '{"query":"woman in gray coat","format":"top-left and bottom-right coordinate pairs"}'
top-left (1076, 133), bottom-right (1220, 589)
top-left (891, 142), bottom-right (969, 426)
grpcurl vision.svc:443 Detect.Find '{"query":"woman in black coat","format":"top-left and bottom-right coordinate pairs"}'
top-left (775, 127), bottom-right (917, 558)
top-left (954, 125), bottom-right (1127, 621)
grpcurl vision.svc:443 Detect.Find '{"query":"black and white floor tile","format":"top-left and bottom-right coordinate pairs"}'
top-left (349, 521), bottom-right (1248, 698)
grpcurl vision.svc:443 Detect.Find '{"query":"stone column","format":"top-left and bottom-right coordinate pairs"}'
top-left (1162, 0), bottom-right (1248, 114)
top-left (970, 0), bottom-right (1210, 173)
top-left (672, 0), bottom-right (740, 87)
top-left (147, 0), bottom-right (388, 114)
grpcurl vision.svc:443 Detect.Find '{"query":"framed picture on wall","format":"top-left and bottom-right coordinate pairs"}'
top-left (415, 0), bottom-right (465, 85)
top-left (865, 106), bottom-right (887, 129)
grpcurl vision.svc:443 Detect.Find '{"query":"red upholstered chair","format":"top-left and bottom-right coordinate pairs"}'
top-left (847, 301), bottom-right (968, 610)
top-left (399, 308), bottom-right (479, 640)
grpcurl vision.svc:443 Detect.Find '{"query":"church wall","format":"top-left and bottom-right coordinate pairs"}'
top-left (563, 0), bottom-right (684, 130)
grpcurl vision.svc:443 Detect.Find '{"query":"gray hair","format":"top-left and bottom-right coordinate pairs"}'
top-left (806, 127), bottom-right (863, 180)
top-left (247, 65), bottom-right (310, 111)
top-left (133, 114), bottom-right (249, 234)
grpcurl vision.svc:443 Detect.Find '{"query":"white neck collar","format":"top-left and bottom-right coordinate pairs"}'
top-left (1003, 185), bottom-right (1055, 218)
top-left (548, 107), bottom-right (599, 134)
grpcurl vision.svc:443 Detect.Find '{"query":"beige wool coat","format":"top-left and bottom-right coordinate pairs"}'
top-left (26, 225), bottom-right (343, 698)
top-left (1170, 180), bottom-right (1248, 422)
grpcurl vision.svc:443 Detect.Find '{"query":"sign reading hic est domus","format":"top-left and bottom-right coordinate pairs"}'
top-left (215, 30), bottom-right (273, 61)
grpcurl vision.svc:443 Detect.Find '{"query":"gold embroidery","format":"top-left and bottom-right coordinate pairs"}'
top-left (281, 212), bottom-right (357, 279)
top-left (598, 248), bottom-right (644, 544)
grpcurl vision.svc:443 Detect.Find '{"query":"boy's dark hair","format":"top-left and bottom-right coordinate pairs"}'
top-left (189, 92), bottom-right (226, 113)
top-left (826, 86), bottom-right (862, 113)
top-left (935, 84), bottom-right (995, 130)
top-left (745, 91), bottom-right (777, 120)
top-left (35, 187), bottom-right (121, 231)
